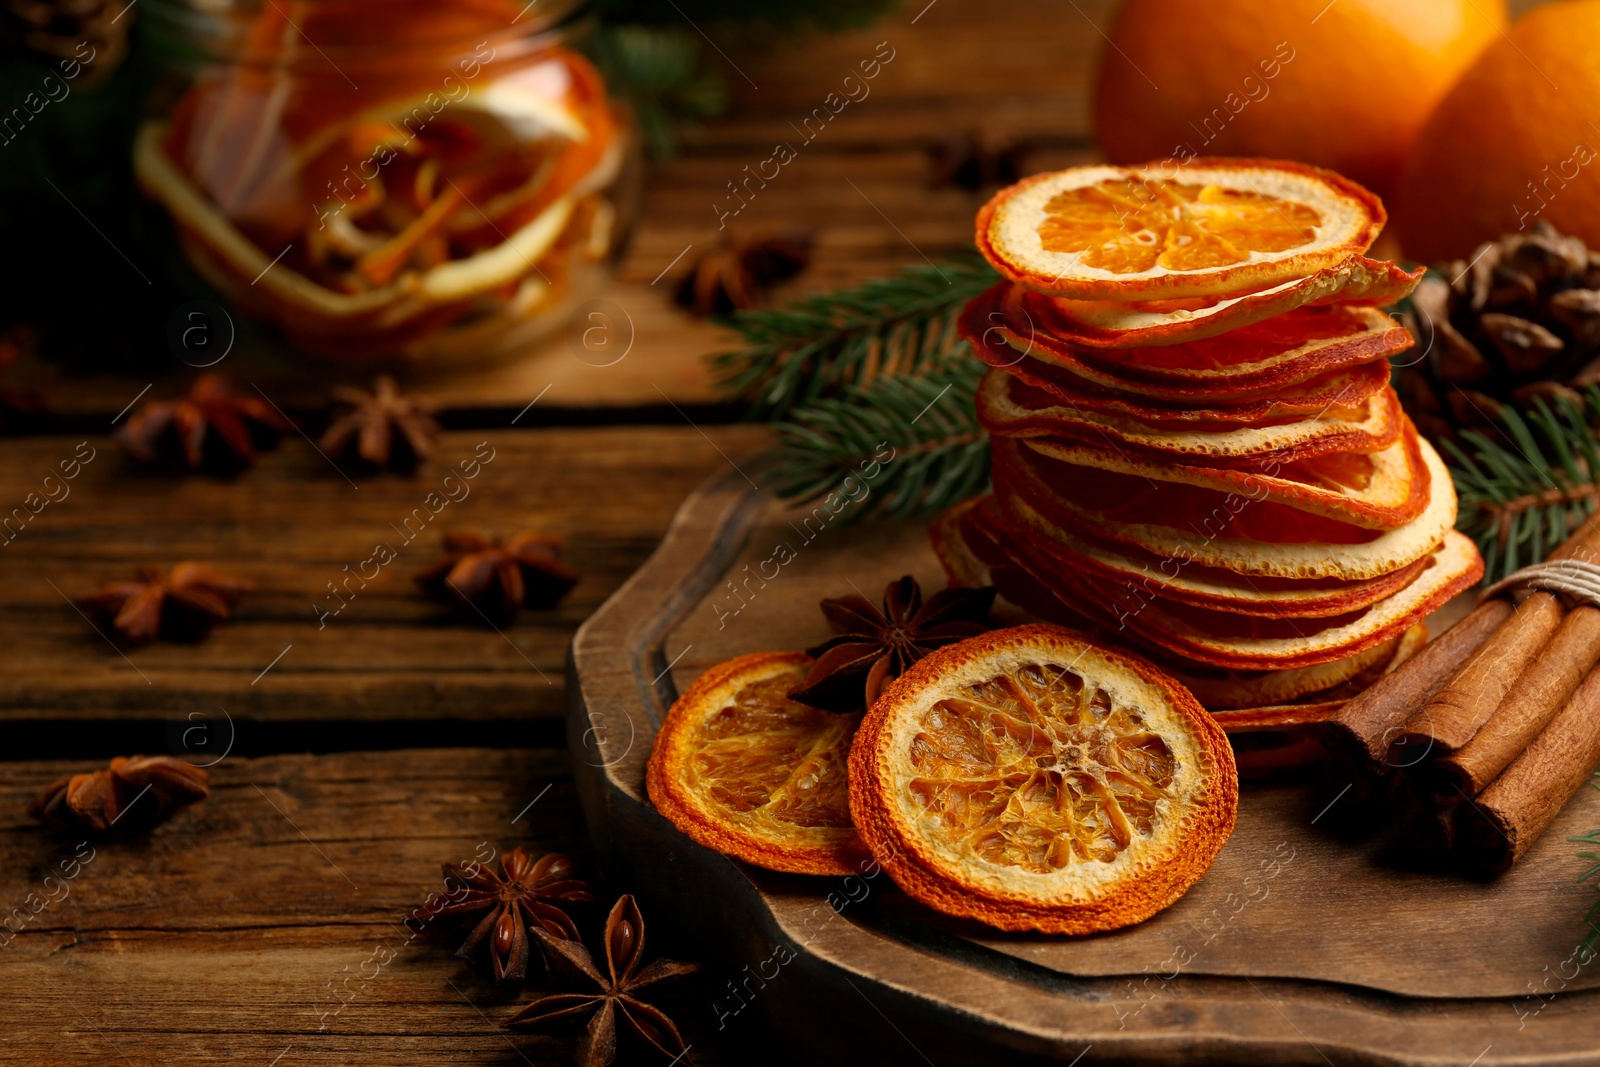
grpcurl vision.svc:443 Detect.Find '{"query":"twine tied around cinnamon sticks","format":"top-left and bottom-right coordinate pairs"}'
top-left (1325, 513), bottom-right (1600, 873)
top-left (1477, 558), bottom-right (1600, 610)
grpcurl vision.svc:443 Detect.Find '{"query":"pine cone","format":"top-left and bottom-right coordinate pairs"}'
top-left (1396, 221), bottom-right (1600, 440)
top-left (2, 0), bottom-right (132, 87)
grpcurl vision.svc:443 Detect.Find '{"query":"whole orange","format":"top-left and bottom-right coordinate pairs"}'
top-left (1093, 0), bottom-right (1506, 202)
top-left (1396, 0), bottom-right (1600, 261)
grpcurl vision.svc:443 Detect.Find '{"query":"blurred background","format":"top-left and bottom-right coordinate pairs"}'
top-left (0, 0), bottom-right (1577, 422)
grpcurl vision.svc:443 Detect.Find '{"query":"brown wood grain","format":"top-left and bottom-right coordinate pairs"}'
top-left (0, 427), bottom-right (765, 722)
top-left (0, 748), bottom-right (779, 1067)
top-left (690, 0), bottom-right (1110, 147)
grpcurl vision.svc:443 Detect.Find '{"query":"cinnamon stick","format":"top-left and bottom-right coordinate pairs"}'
top-left (1401, 593), bottom-right (1563, 752)
top-left (1403, 511), bottom-right (1600, 753)
top-left (1457, 664), bottom-right (1600, 872)
top-left (1322, 597), bottom-right (1512, 768)
top-left (1432, 604), bottom-right (1600, 796)
top-left (1384, 771), bottom-right (1459, 863)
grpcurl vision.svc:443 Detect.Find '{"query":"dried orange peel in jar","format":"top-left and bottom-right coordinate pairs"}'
top-left (849, 625), bottom-right (1237, 934)
top-left (647, 652), bottom-right (869, 877)
top-left (976, 158), bottom-right (1385, 302)
top-left (134, 0), bottom-right (625, 361)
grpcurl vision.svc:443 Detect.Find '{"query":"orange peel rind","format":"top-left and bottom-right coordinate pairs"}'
top-left (977, 367), bottom-right (1403, 466)
top-left (966, 493), bottom-right (1430, 620)
top-left (962, 283), bottom-right (1412, 399)
top-left (1002, 358), bottom-right (1392, 429)
top-left (1017, 256), bottom-right (1424, 349)
top-left (1005, 426), bottom-right (1432, 531)
top-left (975, 159), bottom-right (1385, 301)
top-left (848, 624), bottom-right (1238, 934)
top-left (1188, 624), bottom-right (1427, 716)
top-left (985, 527), bottom-right (1478, 672)
top-left (990, 433), bottom-right (1458, 582)
top-left (646, 651), bottom-right (867, 876)
top-left (134, 39), bottom-right (625, 363)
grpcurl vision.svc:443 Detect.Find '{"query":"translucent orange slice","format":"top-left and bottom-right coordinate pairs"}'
top-left (977, 159), bottom-right (1385, 301)
top-left (646, 652), bottom-right (867, 876)
top-left (849, 625), bottom-right (1237, 933)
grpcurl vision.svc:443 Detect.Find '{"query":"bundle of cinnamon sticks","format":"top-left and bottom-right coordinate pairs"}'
top-left (1327, 513), bottom-right (1600, 872)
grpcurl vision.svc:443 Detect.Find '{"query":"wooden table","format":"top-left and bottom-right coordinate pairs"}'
top-left (2, 1), bottom-right (1563, 1063)
top-left (0, 2), bottom-right (1108, 1063)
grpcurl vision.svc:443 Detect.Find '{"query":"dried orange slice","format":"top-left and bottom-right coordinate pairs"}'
top-left (976, 366), bottom-right (1404, 466)
top-left (1003, 358), bottom-right (1392, 428)
top-left (976, 159), bottom-right (1384, 301)
top-left (960, 283), bottom-right (1413, 399)
top-left (1014, 258), bottom-right (1423, 349)
top-left (849, 625), bottom-right (1237, 933)
top-left (646, 652), bottom-right (867, 876)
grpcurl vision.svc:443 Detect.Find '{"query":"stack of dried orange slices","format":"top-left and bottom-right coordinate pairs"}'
top-left (934, 159), bottom-right (1483, 764)
top-left (641, 159), bottom-right (1485, 938)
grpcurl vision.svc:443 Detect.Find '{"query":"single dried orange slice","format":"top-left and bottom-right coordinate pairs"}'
top-left (646, 651), bottom-right (867, 876)
top-left (1015, 257), bottom-right (1423, 349)
top-left (976, 159), bottom-right (1384, 301)
top-left (849, 625), bottom-right (1237, 933)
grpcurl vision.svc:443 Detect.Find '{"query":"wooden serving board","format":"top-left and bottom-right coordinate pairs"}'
top-left (569, 471), bottom-right (1600, 1065)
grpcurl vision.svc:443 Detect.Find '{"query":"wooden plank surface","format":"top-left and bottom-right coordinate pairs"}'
top-left (0, 427), bottom-right (766, 723)
top-left (0, 748), bottom-right (781, 1067)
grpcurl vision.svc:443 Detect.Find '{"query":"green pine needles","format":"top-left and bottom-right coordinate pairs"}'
top-left (768, 360), bottom-right (991, 522)
top-left (1445, 390), bottom-right (1600, 583)
top-left (712, 252), bottom-right (998, 419)
top-left (713, 253), bottom-right (998, 522)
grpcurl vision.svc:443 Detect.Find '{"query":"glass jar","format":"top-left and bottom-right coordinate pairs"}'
top-left (136, 0), bottom-right (638, 365)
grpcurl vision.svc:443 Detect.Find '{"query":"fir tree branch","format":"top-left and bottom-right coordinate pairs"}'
top-left (711, 253), bottom-right (998, 419)
top-left (1446, 389), bottom-right (1600, 583)
top-left (766, 359), bottom-right (989, 524)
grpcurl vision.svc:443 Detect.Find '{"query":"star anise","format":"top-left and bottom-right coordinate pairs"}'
top-left (507, 895), bottom-right (699, 1067)
top-left (119, 372), bottom-right (294, 471)
top-left (927, 131), bottom-right (1033, 192)
top-left (433, 849), bottom-right (593, 981)
top-left (77, 562), bottom-right (251, 643)
top-left (319, 375), bottom-right (440, 473)
top-left (30, 755), bottom-right (210, 838)
top-left (415, 531), bottom-right (578, 623)
top-left (788, 575), bottom-right (995, 713)
top-left (674, 233), bottom-right (811, 317)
